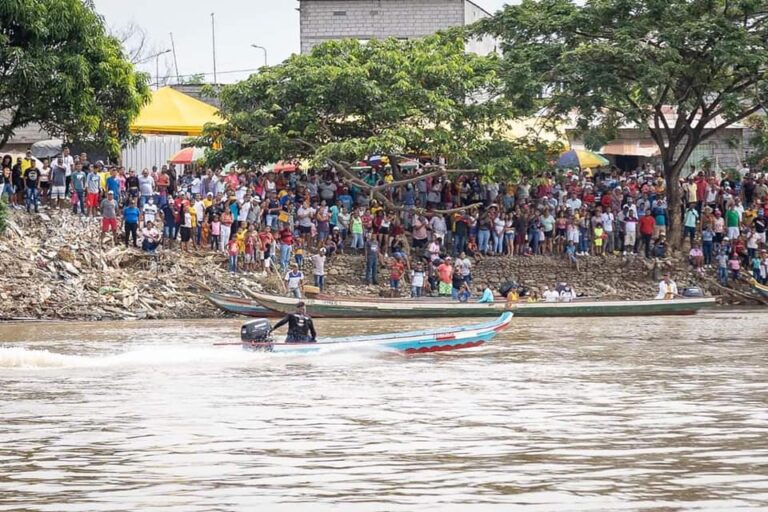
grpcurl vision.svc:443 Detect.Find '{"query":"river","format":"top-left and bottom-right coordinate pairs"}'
top-left (1, 310), bottom-right (767, 511)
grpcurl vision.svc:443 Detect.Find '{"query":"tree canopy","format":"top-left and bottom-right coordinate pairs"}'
top-left (0, 0), bottom-right (151, 155)
top-left (478, 0), bottom-right (768, 242)
top-left (199, 33), bottom-right (559, 181)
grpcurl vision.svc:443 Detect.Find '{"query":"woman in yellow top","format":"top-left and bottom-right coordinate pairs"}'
top-left (235, 227), bottom-right (247, 256)
top-left (593, 222), bottom-right (604, 256)
top-left (369, 199), bottom-right (384, 217)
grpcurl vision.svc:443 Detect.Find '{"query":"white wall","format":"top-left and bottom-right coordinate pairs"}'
top-left (121, 135), bottom-right (185, 171)
top-left (464, 0), bottom-right (498, 56)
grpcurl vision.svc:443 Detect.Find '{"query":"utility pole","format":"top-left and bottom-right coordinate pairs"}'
top-left (152, 49), bottom-right (171, 90)
top-left (169, 32), bottom-right (180, 84)
top-left (211, 12), bottom-right (218, 84)
top-left (251, 44), bottom-right (268, 67)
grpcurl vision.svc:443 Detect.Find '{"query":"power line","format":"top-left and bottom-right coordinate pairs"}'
top-left (163, 68), bottom-right (263, 79)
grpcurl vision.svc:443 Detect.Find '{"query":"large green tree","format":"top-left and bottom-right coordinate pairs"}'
top-left (479, 0), bottom-right (768, 246)
top-left (0, 0), bottom-right (150, 155)
top-left (199, 33), bottom-right (558, 210)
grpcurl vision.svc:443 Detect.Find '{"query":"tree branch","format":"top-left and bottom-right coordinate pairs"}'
top-left (700, 104), bottom-right (763, 143)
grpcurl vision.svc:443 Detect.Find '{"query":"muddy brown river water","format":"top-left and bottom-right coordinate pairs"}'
top-left (0, 310), bottom-right (767, 511)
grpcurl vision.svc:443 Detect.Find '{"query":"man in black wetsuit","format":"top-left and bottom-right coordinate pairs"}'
top-left (270, 302), bottom-right (317, 343)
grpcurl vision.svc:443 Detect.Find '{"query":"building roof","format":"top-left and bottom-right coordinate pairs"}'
top-left (0, 111), bottom-right (51, 147)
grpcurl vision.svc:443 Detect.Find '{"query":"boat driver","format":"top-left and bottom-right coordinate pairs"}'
top-left (270, 302), bottom-right (317, 343)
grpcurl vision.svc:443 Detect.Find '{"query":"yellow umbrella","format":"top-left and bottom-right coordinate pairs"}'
top-left (557, 149), bottom-right (609, 169)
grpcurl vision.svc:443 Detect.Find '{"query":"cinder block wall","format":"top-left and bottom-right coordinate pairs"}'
top-left (300, 0), bottom-right (466, 54)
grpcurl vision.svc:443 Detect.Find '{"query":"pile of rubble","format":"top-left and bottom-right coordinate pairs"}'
top-left (0, 210), bottom-right (274, 321)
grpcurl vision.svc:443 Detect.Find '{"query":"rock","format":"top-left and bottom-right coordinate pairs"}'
top-left (62, 261), bottom-right (80, 275)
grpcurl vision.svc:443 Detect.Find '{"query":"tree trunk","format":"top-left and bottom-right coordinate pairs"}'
top-left (664, 165), bottom-right (683, 251)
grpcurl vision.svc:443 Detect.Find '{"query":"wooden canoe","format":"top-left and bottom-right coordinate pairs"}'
top-left (207, 292), bottom-right (717, 318)
top-left (751, 279), bottom-right (768, 299)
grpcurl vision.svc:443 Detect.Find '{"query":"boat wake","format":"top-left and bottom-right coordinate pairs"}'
top-left (0, 343), bottom-right (396, 370)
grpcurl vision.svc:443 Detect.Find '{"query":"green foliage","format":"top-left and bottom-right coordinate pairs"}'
top-left (196, 33), bottom-right (545, 178)
top-left (478, 0), bottom-right (768, 178)
top-left (0, 0), bottom-right (151, 157)
top-left (179, 73), bottom-right (206, 85)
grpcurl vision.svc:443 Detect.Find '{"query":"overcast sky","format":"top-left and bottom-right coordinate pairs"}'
top-left (92, 0), bottom-right (511, 84)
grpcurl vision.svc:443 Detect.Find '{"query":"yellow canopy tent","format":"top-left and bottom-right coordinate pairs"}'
top-left (130, 87), bottom-right (223, 136)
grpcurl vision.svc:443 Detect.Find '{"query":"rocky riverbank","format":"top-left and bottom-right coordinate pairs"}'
top-left (0, 209), bottom-right (761, 322)
top-left (0, 210), bottom-right (271, 321)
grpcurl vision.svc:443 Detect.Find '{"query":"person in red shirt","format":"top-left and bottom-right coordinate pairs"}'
top-left (639, 210), bottom-right (656, 258)
top-left (278, 225), bottom-right (293, 270)
top-left (436, 257), bottom-right (454, 296)
top-left (389, 256), bottom-right (406, 292)
top-left (695, 172), bottom-right (707, 211)
top-left (582, 187), bottom-right (595, 206)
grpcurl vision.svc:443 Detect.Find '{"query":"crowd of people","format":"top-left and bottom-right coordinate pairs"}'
top-left (3, 149), bottom-right (768, 296)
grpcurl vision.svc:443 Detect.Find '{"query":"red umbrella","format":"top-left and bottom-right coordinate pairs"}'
top-left (169, 147), bottom-right (206, 165)
top-left (273, 160), bottom-right (298, 172)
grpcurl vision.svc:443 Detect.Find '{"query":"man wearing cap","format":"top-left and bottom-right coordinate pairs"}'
top-left (655, 273), bottom-right (678, 300)
top-left (284, 263), bottom-right (305, 299)
top-left (270, 302), bottom-right (316, 343)
top-left (100, 191), bottom-right (119, 245)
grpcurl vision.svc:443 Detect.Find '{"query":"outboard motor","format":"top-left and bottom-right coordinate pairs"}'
top-left (240, 318), bottom-right (272, 343)
top-left (681, 287), bottom-right (704, 298)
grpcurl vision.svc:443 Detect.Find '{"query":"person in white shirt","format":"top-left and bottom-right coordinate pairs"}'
top-left (284, 264), bottom-right (305, 298)
top-left (238, 195), bottom-right (251, 223)
top-left (410, 264), bottom-right (425, 298)
top-left (61, 147), bottom-right (74, 193)
top-left (141, 221), bottom-right (161, 252)
top-left (138, 169), bottom-right (154, 208)
top-left (456, 252), bottom-right (472, 283)
top-left (559, 287), bottom-right (576, 302)
top-left (236, 185), bottom-right (247, 203)
top-left (601, 210), bottom-right (615, 253)
top-left (311, 248), bottom-right (326, 290)
top-left (542, 286), bottom-right (559, 302)
top-left (190, 175), bottom-right (202, 197)
top-left (142, 197), bottom-right (158, 226)
top-left (429, 214), bottom-right (447, 243)
top-left (655, 273), bottom-right (679, 299)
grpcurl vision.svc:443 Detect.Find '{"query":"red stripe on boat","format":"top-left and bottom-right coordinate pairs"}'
top-left (404, 341), bottom-right (485, 354)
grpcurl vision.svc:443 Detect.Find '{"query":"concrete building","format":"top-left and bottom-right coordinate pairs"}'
top-left (299, 0), bottom-right (496, 55)
top-left (565, 107), bottom-right (749, 174)
top-left (0, 112), bottom-right (51, 154)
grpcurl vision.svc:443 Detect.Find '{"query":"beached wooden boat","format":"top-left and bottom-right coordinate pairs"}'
top-left (206, 293), bottom-right (282, 317)
top-left (240, 312), bottom-right (512, 354)
top-left (750, 279), bottom-right (768, 299)
top-left (207, 292), bottom-right (716, 318)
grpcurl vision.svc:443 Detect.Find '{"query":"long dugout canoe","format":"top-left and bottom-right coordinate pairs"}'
top-left (207, 292), bottom-right (717, 318)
